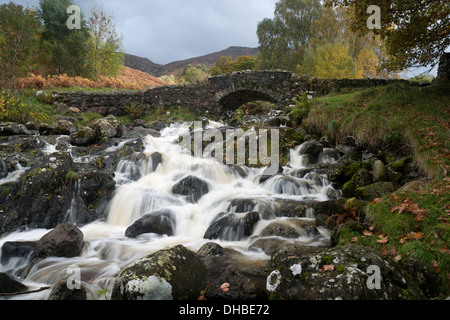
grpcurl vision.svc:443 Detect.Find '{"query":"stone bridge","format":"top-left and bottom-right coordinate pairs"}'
top-left (53, 70), bottom-right (409, 117)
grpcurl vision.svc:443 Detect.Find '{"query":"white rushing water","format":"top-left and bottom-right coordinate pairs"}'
top-left (0, 122), bottom-right (338, 300)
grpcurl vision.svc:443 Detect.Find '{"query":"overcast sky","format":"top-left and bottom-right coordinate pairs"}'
top-left (6, 0), bottom-right (278, 65)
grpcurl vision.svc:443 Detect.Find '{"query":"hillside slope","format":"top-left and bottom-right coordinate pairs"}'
top-left (125, 46), bottom-right (258, 76)
top-left (17, 66), bottom-right (168, 90)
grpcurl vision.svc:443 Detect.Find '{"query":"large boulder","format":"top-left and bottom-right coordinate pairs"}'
top-left (172, 175), bottom-right (210, 203)
top-left (55, 120), bottom-right (77, 135)
top-left (0, 122), bottom-right (30, 136)
top-left (90, 118), bottom-right (123, 139)
top-left (70, 127), bottom-right (99, 146)
top-left (0, 151), bottom-right (116, 235)
top-left (111, 245), bottom-right (208, 300)
top-left (299, 140), bottom-right (323, 157)
top-left (265, 244), bottom-right (425, 300)
top-left (274, 199), bottom-right (316, 218)
top-left (125, 209), bottom-right (176, 238)
top-left (35, 223), bottom-right (85, 258)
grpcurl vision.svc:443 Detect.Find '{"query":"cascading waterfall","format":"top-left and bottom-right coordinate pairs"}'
top-left (0, 121), bottom-right (340, 300)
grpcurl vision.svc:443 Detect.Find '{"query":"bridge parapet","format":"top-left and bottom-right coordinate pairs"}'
top-left (53, 71), bottom-right (412, 117)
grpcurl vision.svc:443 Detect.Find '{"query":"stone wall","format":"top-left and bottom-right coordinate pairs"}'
top-left (53, 71), bottom-right (412, 117)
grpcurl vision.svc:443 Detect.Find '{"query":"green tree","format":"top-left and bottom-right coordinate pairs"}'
top-left (182, 66), bottom-right (207, 83)
top-left (211, 56), bottom-right (234, 75)
top-left (305, 4), bottom-right (395, 79)
top-left (355, 45), bottom-right (379, 78)
top-left (38, 0), bottom-right (91, 77)
top-left (234, 55), bottom-right (257, 71)
top-left (300, 46), bottom-right (316, 76)
top-left (211, 55), bottom-right (257, 75)
top-left (314, 42), bottom-right (355, 79)
top-left (327, 0), bottom-right (450, 71)
top-left (256, 0), bottom-right (323, 71)
top-left (0, 2), bottom-right (42, 88)
top-left (87, 6), bottom-right (124, 80)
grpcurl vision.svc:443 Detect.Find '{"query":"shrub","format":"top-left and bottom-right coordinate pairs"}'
top-left (125, 102), bottom-right (147, 120)
top-left (0, 90), bottom-right (48, 124)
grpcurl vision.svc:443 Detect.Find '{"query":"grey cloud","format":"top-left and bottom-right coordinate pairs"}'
top-left (8, 0), bottom-right (276, 64)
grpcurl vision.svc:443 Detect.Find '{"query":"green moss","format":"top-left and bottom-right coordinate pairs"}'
top-left (336, 265), bottom-right (345, 273)
top-left (355, 187), bottom-right (369, 200)
top-left (342, 180), bottom-right (355, 198)
top-left (321, 254), bottom-right (333, 265)
top-left (2, 186), bottom-right (10, 196)
top-left (269, 292), bottom-right (281, 300)
top-left (341, 162), bottom-right (370, 182)
top-left (345, 197), bottom-right (366, 212)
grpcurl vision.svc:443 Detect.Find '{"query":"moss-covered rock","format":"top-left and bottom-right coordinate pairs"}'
top-left (340, 162), bottom-right (371, 182)
top-left (111, 245), bottom-right (208, 300)
top-left (355, 182), bottom-right (400, 200)
top-left (342, 180), bottom-right (356, 198)
top-left (70, 127), bottom-right (99, 146)
top-left (265, 244), bottom-right (425, 300)
top-left (388, 156), bottom-right (412, 173)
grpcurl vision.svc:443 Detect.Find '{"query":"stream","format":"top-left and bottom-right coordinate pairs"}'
top-left (0, 121), bottom-right (339, 300)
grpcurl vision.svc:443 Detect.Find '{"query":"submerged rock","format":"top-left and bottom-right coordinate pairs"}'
top-left (0, 241), bottom-right (36, 266)
top-left (125, 209), bottom-right (176, 238)
top-left (172, 175), bottom-right (210, 203)
top-left (259, 219), bottom-right (320, 238)
top-left (204, 212), bottom-right (260, 241)
top-left (111, 245), bottom-right (207, 300)
top-left (0, 272), bottom-right (28, 294)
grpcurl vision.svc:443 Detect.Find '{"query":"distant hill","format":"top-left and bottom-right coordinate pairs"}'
top-left (125, 46), bottom-right (259, 77)
top-left (124, 54), bottom-right (164, 77)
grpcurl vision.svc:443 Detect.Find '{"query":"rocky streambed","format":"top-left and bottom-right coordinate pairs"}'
top-left (0, 109), bottom-right (430, 300)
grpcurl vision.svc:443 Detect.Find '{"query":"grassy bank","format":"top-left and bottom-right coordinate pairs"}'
top-left (306, 81), bottom-right (450, 298)
top-left (307, 82), bottom-right (449, 180)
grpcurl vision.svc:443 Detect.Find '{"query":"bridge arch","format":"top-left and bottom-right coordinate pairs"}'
top-left (217, 89), bottom-right (279, 111)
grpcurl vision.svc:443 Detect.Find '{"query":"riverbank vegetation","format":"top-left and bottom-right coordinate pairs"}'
top-left (306, 81), bottom-right (450, 297)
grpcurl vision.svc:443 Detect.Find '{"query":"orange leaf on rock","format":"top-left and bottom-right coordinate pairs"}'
top-left (319, 265), bottom-right (335, 272)
top-left (221, 282), bottom-right (230, 293)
